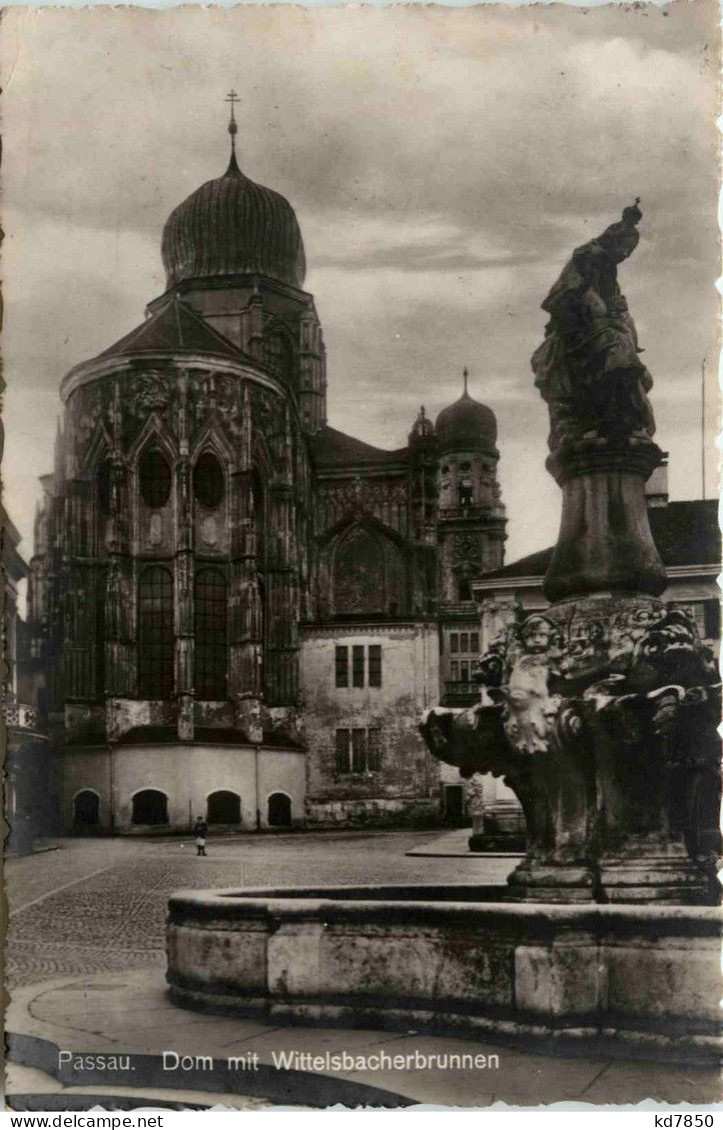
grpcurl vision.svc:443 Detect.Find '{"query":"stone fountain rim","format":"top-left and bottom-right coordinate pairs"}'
top-left (168, 885), bottom-right (723, 931)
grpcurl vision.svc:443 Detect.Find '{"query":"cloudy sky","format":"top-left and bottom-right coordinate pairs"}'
top-left (1, 2), bottom-right (719, 567)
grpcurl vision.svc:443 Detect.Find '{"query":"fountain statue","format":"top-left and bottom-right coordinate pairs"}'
top-left (421, 202), bottom-right (721, 904)
top-left (167, 202), bottom-right (723, 1060)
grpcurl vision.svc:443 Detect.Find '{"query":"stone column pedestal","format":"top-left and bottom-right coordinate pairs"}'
top-left (544, 437), bottom-right (667, 602)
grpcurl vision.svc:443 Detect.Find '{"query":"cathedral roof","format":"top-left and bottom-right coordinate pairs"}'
top-left (97, 296), bottom-right (255, 366)
top-left (310, 425), bottom-right (408, 470)
top-left (435, 386), bottom-right (498, 457)
top-left (161, 150), bottom-right (306, 291)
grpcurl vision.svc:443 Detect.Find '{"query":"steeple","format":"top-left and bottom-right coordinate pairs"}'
top-left (463, 366), bottom-right (469, 397)
top-left (225, 88), bottom-right (240, 176)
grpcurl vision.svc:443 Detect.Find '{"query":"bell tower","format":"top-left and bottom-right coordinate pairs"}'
top-left (436, 369), bottom-right (506, 606)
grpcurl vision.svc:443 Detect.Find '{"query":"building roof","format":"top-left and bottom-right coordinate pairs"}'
top-left (97, 296), bottom-right (256, 366)
top-left (310, 425), bottom-right (408, 470)
top-left (480, 499), bottom-right (721, 583)
top-left (161, 153), bottom-right (306, 291)
top-left (435, 388), bottom-right (498, 457)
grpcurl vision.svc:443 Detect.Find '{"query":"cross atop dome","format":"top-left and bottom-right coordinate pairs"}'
top-left (463, 366), bottom-right (469, 396)
top-left (161, 97), bottom-right (307, 289)
top-left (225, 89), bottom-right (240, 173)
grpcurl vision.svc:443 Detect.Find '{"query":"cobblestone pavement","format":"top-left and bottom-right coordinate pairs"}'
top-left (7, 832), bottom-right (515, 986)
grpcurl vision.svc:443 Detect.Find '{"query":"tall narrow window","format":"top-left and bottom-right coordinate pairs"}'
top-left (352, 728), bottom-right (366, 773)
top-left (450, 633), bottom-right (459, 653)
top-left (470, 631), bottom-right (480, 654)
top-left (98, 459), bottom-right (112, 514)
top-left (193, 452), bottom-right (225, 509)
top-left (336, 728), bottom-right (351, 775)
top-left (96, 565), bottom-right (107, 700)
top-left (352, 645), bottom-right (365, 688)
top-left (458, 480), bottom-right (473, 507)
top-left (139, 448), bottom-right (172, 509)
top-left (335, 646), bottom-right (349, 688)
top-left (367, 728), bottom-right (382, 772)
top-left (194, 569), bottom-right (227, 699)
top-left (460, 632), bottom-right (469, 653)
top-left (138, 566), bottom-right (174, 699)
top-left (368, 645), bottom-right (382, 688)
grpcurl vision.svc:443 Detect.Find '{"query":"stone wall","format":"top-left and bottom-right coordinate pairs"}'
top-left (56, 744), bottom-right (306, 833)
top-left (300, 622), bottom-right (440, 824)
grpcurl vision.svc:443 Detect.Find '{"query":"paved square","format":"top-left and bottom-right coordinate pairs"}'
top-left (7, 831), bottom-right (513, 985)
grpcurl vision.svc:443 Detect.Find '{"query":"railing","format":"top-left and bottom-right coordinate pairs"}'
top-left (438, 505), bottom-right (505, 521)
top-left (3, 701), bottom-right (39, 730)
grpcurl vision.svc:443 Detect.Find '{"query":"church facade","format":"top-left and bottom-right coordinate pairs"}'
top-left (26, 118), bottom-right (506, 833)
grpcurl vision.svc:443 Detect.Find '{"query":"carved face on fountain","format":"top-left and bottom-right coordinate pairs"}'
top-left (556, 617), bottom-right (608, 689)
top-left (627, 606), bottom-right (717, 693)
top-left (520, 615), bottom-right (553, 655)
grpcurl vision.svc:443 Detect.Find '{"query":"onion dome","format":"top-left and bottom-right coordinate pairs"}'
top-left (435, 369), bottom-right (498, 456)
top-left (161, 99), bottom-right (306, 290)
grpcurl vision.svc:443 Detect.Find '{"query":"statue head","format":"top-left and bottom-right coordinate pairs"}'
top-left (598, 198), bottom-right (642, 264)
top-left (520, 614), bottom-right (554, 655)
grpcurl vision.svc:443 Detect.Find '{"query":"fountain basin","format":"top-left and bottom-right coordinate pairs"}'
top-left (167, 885), bottom-right (723, 1065)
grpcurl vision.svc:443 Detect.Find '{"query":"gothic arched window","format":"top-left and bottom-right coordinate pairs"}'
top-left (334, 528), bottom-right (385, 615)
top-left (138, 565), bottom-right (174, 698)
top-left (194, 568), bottom-right (227, 699)
top-left (263, 332), bottom-right (293, 384)
top-left (139, 447), bottom-right (172, 509)
top-left (193, 452), bottom-right (225, 509)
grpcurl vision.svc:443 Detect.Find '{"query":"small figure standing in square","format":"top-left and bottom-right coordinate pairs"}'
top-left (194, 816), bottom-right (208, 856)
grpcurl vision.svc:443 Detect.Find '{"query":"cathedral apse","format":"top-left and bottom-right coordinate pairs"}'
top-left (26, 100), bottom-right (507, 832)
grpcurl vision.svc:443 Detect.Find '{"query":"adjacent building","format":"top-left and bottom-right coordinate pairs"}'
top-left (3, 419), bottom-right (50, 852)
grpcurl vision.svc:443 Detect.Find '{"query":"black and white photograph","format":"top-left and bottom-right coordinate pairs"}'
top-left (2, 1), bottom-right (722, 1115)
